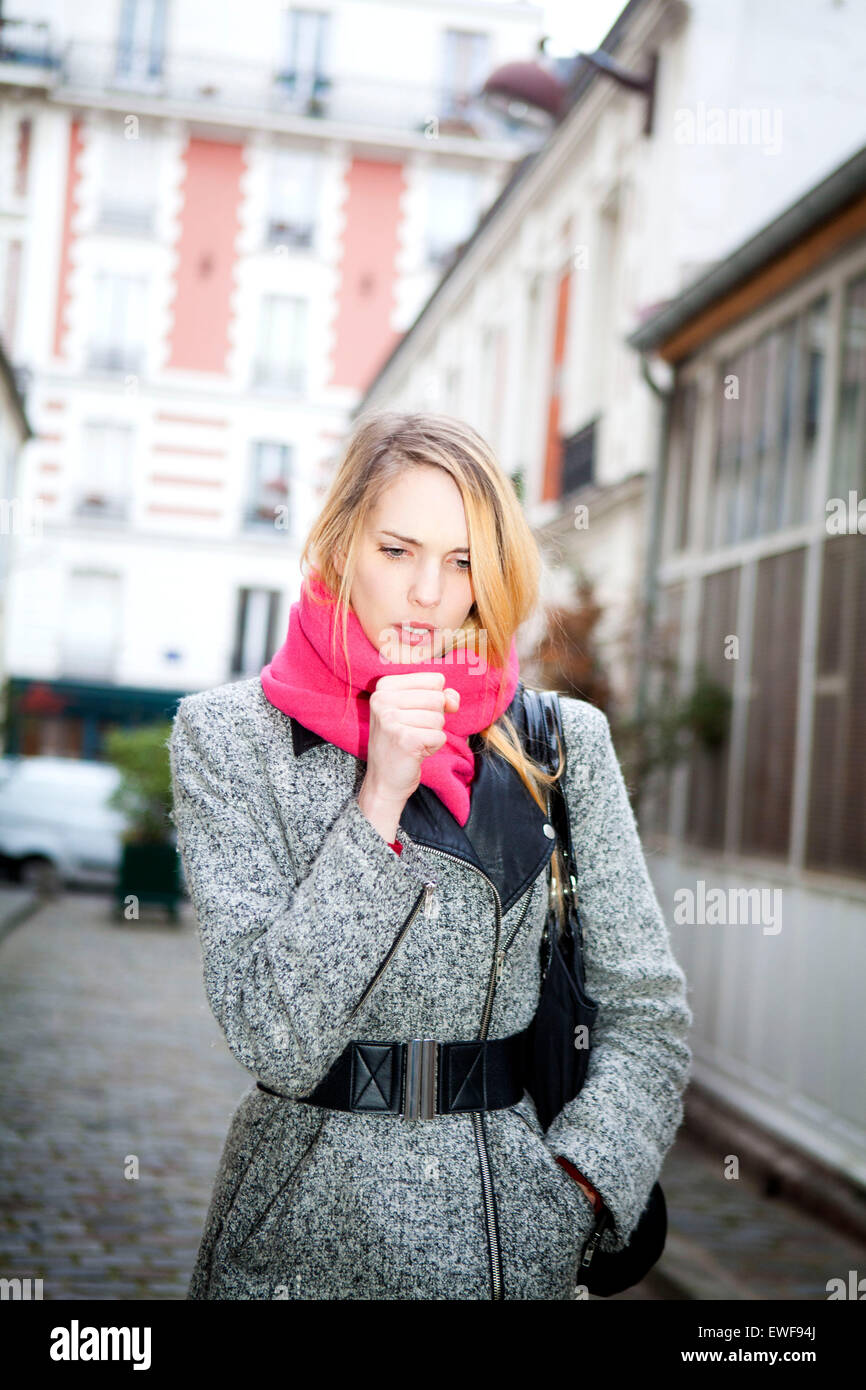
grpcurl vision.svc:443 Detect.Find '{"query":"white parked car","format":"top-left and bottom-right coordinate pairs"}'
top-left (0, 756), bottom-right (127, 892)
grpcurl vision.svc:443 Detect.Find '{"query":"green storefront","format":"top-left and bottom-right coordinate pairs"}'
top-left (2, 677), bottom-right (189, 759)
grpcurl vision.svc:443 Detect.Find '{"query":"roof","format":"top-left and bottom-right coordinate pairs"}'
top-left (628, 141), bottom-right (866, 354)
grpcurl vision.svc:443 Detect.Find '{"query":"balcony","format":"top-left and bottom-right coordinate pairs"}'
top-left (251, 361), bottom-right (305, 395)
top-left (0, 18), bottom-right (60, 87)
top-left (54, 42), bottom-right (515, 143)
top-left (96, 202), bottom-right (156, 236)
top-left (87, 345), bottom-right (144, 376)
top-left (266, 217), bottom-right (313, 250)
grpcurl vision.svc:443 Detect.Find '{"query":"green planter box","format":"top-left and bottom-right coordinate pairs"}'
top-left (116, 842), bottom-right (181, 923)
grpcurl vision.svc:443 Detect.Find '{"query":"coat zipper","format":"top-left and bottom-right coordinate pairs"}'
top-left (401, 847), bottom-right (611, 1288)
top-left (421, 844), bottom-right (505, 1301)
top-left (348, 880), bottom-right (436, 1021)
top-left (495, 881), bottom-right (534, 986)
top-left (579, 1204), bottom-right (611, 1274)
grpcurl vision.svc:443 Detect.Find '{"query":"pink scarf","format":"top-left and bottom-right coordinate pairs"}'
top-left (260, 570), bottom-right (520, 826)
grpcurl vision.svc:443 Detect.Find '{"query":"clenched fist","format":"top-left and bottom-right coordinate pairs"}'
top-left (357, 671), bottom-right (460, 842)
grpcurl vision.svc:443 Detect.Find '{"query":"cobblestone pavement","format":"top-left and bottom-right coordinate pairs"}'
top-left (650, 1131), bottom-right (866, 1301)
top-left (1, 891), bottom-right (863, 1301)
top-left (0, 885), bottom-right (39, 945)
top-left (0, 890), bottom-right (248, 1301)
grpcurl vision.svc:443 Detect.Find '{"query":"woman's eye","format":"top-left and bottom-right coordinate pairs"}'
top-left (379, 546), bottom-right (470, 570)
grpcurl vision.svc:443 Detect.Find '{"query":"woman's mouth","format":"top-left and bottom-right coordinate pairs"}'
top-left (398, 624), bottom-right (436, 646)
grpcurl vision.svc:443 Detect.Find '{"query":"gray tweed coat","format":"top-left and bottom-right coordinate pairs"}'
top-left (168, 674), bottom-right (692, 1300)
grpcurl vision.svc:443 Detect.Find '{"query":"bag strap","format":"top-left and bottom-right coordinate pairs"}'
top-left (520, 684), bottom-right (587, 959)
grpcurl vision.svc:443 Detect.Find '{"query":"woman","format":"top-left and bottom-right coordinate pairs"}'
top-left (169, 410), bottom-right (693, 1301)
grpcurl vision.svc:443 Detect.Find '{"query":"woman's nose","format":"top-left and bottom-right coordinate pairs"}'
top-left (408, 574), bottom-right (442, 608)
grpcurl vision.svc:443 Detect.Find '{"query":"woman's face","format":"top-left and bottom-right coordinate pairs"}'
top-left (335, 465), bottom-right (475, 663)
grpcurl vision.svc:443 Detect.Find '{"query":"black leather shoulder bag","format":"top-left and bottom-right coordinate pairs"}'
top-left (518, 683), bottom-right (668, 1298)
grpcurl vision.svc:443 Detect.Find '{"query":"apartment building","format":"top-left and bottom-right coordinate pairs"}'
top-left (0, 0), bottom-right (544, 753)
top-left (354, 0), bottom-right (866, 708)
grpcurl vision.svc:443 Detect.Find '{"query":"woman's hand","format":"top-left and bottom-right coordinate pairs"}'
top-left (358, 671), bottom-right (460, 840)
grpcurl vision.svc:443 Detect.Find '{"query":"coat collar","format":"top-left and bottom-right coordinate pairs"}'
top-left (289, 680), bottom-right (555, 914)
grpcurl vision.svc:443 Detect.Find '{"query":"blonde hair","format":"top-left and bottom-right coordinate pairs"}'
top-left (300, 409), bottom-right (570, 917)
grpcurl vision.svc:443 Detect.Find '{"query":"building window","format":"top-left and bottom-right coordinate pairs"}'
top-left (739, 547), bottom-right (805, 858)
top-left (440, 29), bottom-right (490, 119)
top-left (276, 7), bottom-right (332, 112)
top-left (88, 273), bottom-right (147, 375)
top-left (790, 298), bottom-right (827, 521)
top-left (684, 565), bottom-right (740, 851)
top-left (645, 580), bottom-right (686, 836)
top-left (97, 119), bottom-right (159, 233)
top-left (831, 270), bottom-right (866, 498)
top-left (231, 587), bottom-right (281, 677)
top-left (253, 294), bottom-right (307, 392)
top-left (560, 419), bottom-right (597, 496)
top-left (61, 571), bottom-right (123, 681)
top-left (244, 442), bottom-right (292, 531)
top-left (425, 166), bottom-right (481, 270)
top-left (75, 422), bottom-right (134, 521)
top-left (663, 380), bottom-right (698, 555)
top-left (706, 295), bottom-right (828, 550)
top-left (116, 0), bottom-right (167, 82)
top-left (266, 147), bottom-right (319, 248)
top-left (805, 533), bottom-right (866, 876)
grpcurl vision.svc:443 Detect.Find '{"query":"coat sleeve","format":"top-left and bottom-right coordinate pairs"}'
top-left (168, 693), bottom-right (435, 1097)
top-left (542, 698), bottom-right (693, 1253)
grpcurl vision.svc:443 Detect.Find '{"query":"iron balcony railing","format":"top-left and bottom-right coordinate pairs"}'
top-left (0, 18), bottom-right (59, 71)
top-left (54, 40), bottom-right (504, 140)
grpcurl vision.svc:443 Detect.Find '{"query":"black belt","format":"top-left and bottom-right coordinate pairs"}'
top-left (256, 1030), bottom-right (528, 1120)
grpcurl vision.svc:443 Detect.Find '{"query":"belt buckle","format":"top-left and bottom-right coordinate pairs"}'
top-left (403, 1038), bottom-right (439, 1121)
